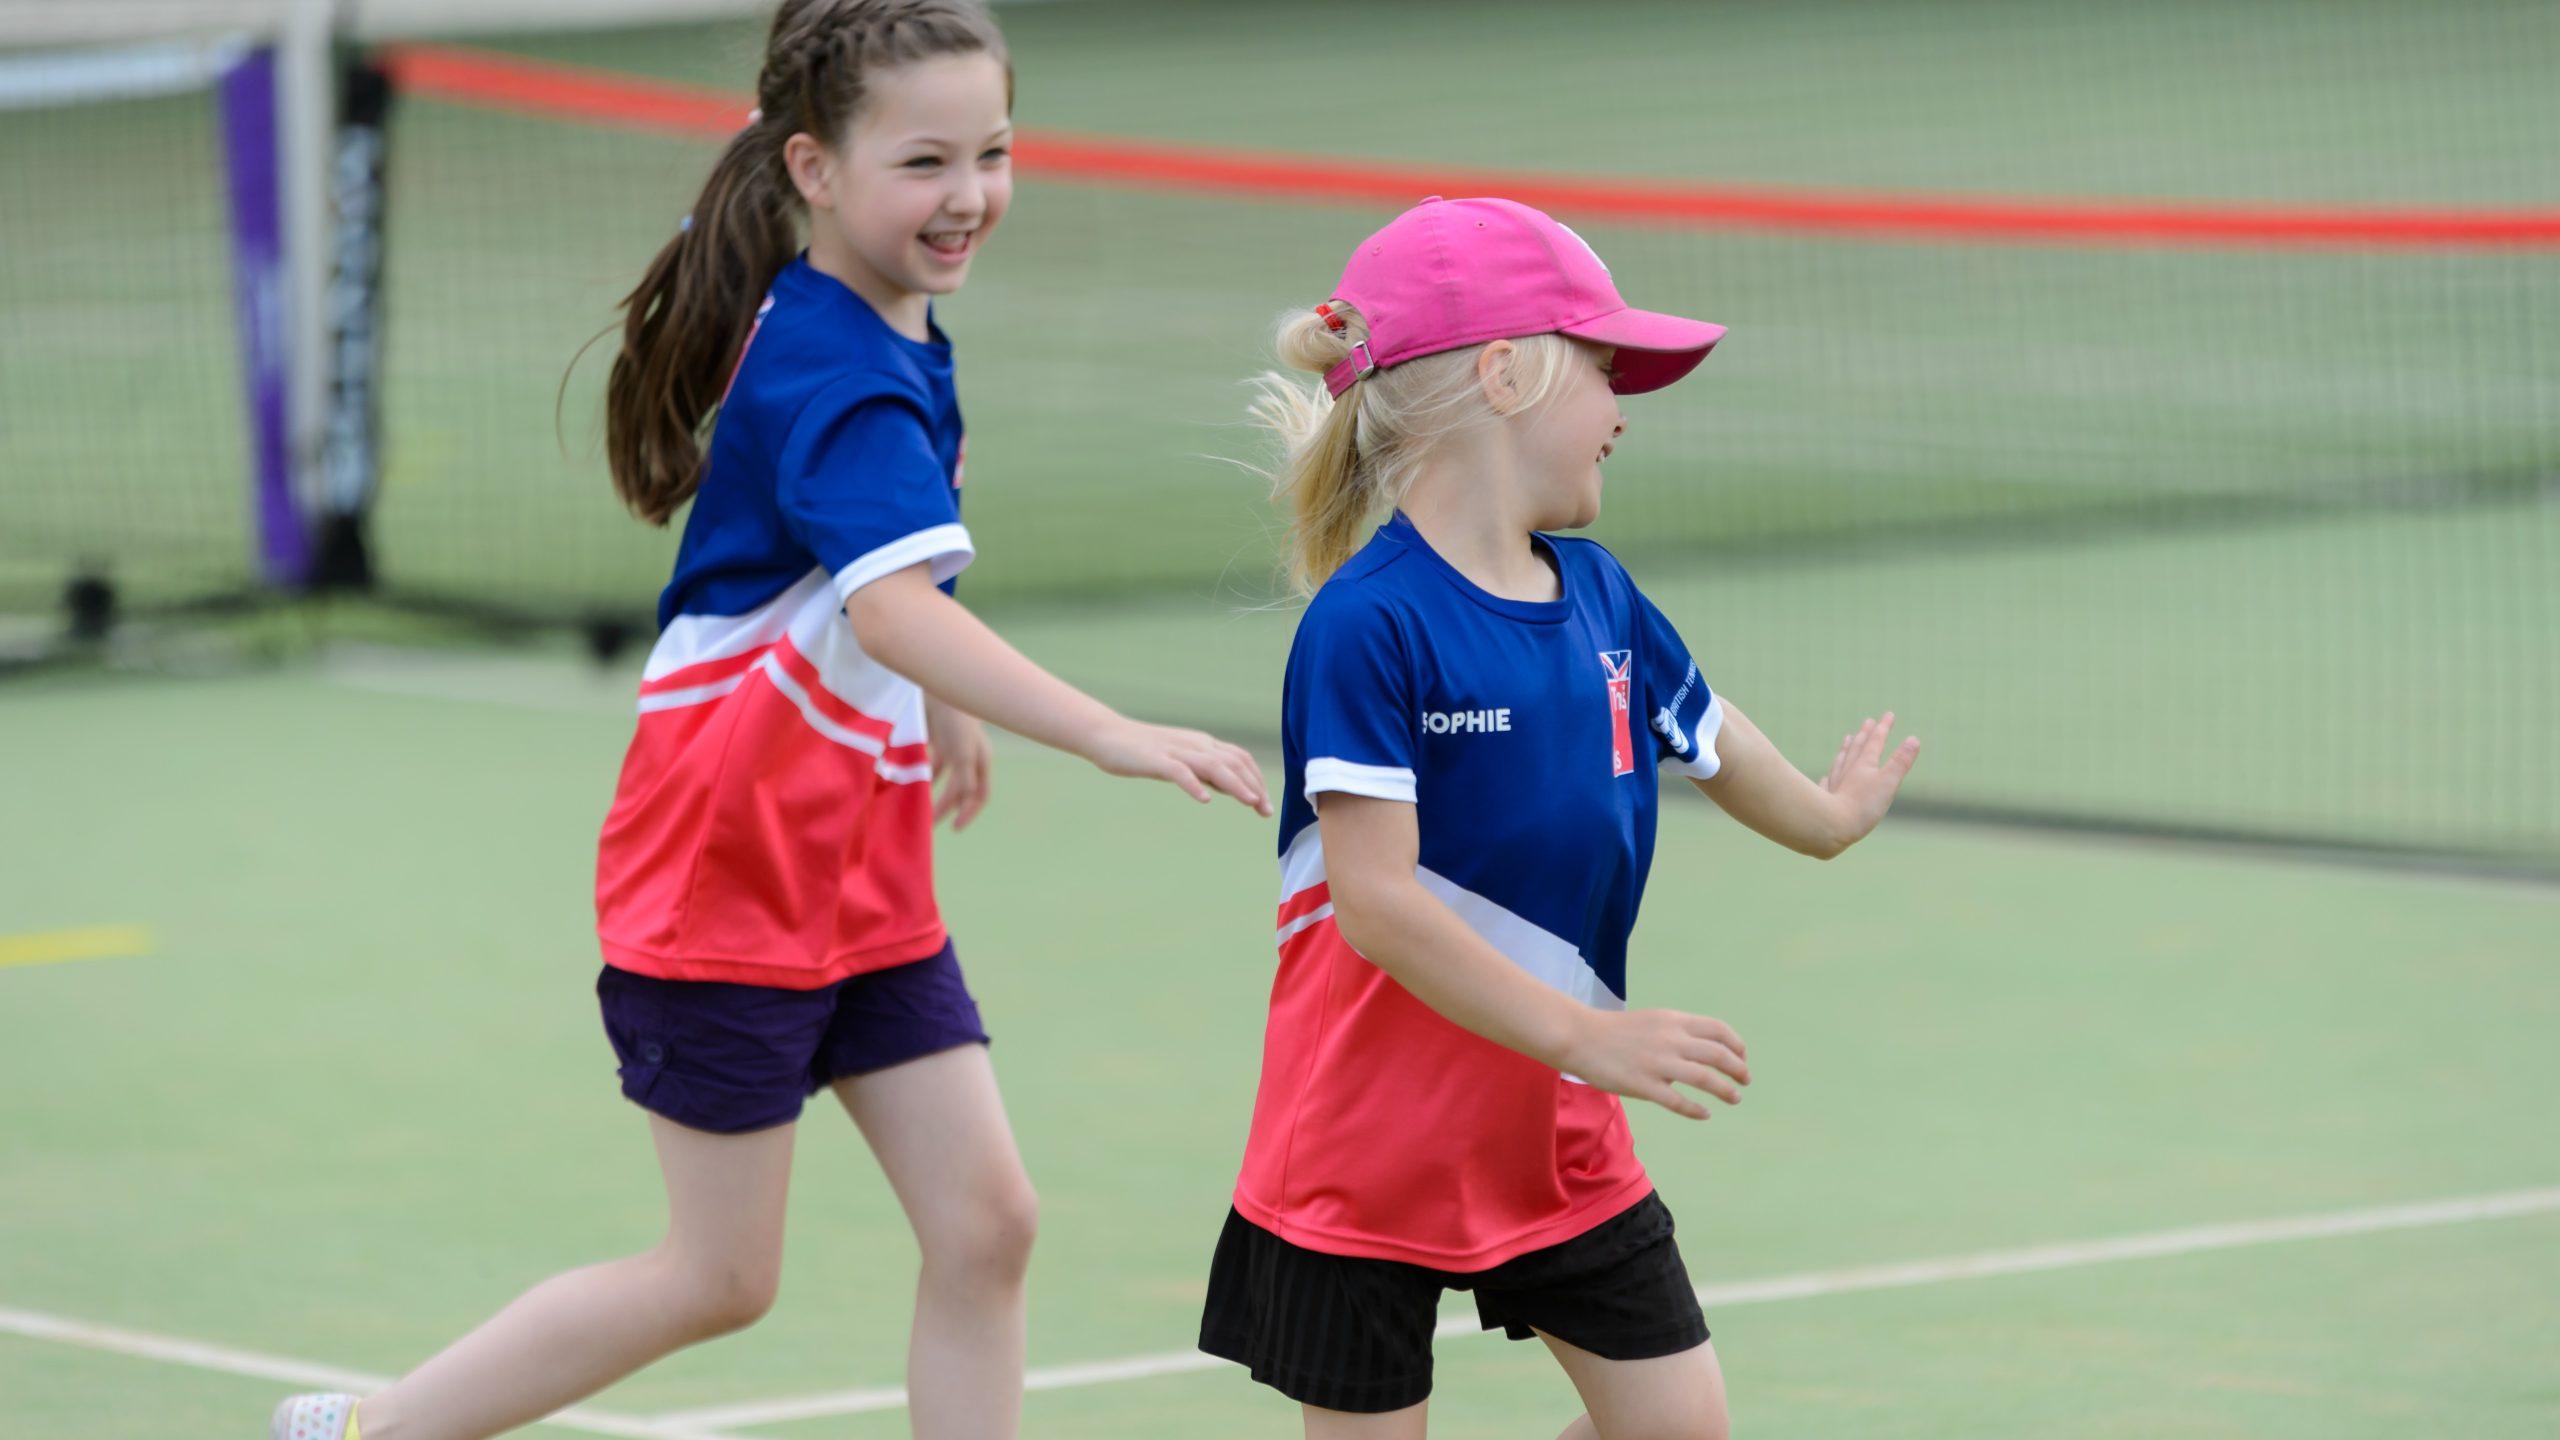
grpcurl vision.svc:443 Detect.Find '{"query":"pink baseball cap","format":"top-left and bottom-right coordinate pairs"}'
top-left (1322, 196), bottom-right (1725, 399)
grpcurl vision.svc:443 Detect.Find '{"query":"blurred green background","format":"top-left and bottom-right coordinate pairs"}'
top-left (6, 0), bottom-right (2555, 856)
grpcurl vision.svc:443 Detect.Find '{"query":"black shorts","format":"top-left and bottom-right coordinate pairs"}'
top-left (1198, 1192), bottom-right (1708, 1413)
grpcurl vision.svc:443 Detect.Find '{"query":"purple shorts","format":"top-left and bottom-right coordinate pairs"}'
top-left (597, 941), bottom-right (989, 1134)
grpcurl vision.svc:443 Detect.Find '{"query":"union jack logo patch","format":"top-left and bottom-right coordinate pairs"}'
top-left (1599, 649), bottom-right (1634, 776)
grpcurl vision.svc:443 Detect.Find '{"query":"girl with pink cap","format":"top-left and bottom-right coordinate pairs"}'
top-left (1199, 197), bottom-right (1921, 1438)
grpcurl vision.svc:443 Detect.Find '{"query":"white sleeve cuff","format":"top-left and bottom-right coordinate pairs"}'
top-left (1661, 694), bottom-right (1726, 780)
top-left (831, 523), bottom-right (975, 601)
top-left (1305, 757), bottom-right (1417, 805)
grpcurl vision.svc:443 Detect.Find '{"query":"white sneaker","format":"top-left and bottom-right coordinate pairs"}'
top-left (270, 1393), bottom-right (360, 1440)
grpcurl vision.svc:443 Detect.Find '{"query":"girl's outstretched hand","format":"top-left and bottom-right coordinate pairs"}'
top-left (1087, 718), bottom-right (1273, 816)
top-left (1562, 1008), bottom-right (1750, 1121)
top-left (1820, 710), bottom-right (1921, 845)
top-left (926, 698), bottom-right (994, 832)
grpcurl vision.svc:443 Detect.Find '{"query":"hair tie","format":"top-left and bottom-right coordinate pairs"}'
top-left (1314, 302), bottom-right (1346, 334)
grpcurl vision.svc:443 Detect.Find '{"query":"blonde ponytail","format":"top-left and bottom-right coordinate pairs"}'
top-left (1247, 301), bottom-right (1588, 596)
top-left (1250, 305), bottom-right (1372, 595)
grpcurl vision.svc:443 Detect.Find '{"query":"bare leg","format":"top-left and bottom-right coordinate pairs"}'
top-left (834, 1045), bottom-right (1038, 1440)
top-left (356, 1116), bottom-right (795, 1440)
top-left (1553, 1415), bottom-right (1600, 1440)
top-left (1303, 1400), bottom-right (1429, 1440)
top-left (1538, 1333), bottom-right (1727, 1440)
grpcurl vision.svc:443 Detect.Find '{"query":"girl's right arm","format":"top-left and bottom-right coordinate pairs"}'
top-left (1319, 792), bottom-right (1750, 1120)
top-left (846, 563), bottom-right (1271, 815)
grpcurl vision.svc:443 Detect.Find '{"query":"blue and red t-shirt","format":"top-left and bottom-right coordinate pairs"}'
top-left (594, 255), bottom-right (969, 989)
top-left (1234, 512), bottom-right (1724, 1270)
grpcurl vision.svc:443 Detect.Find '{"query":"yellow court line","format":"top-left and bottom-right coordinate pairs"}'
top-left (0, 925), bottom-right (155, 970)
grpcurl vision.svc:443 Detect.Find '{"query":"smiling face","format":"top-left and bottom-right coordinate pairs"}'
top-left (786, 51), bottom-right (1013, 333)
top-left (1512, 340), bottom-right (1627, 530)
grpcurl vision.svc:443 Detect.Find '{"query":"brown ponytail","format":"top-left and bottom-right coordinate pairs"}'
top-left (602, 0), bottom-right (1011, 525)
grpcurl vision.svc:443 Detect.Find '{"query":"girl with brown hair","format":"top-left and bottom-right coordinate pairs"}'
top-left (273, 6), bottom-right (1267, 1438)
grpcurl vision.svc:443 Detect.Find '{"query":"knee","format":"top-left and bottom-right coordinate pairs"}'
top-left (695, 1262), bottom-right (782, 1337)
top-left (661, 1248), bottom-right (782, 1339)
top-left (920, 1178), bottom-right (1039, 1289)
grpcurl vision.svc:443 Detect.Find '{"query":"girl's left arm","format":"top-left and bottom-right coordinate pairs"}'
top-left (1697, 702), bottom-right (1919, 859)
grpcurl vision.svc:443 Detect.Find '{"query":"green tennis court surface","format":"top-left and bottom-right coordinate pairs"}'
top-left (4, 661), bottom-right (2553, 1437)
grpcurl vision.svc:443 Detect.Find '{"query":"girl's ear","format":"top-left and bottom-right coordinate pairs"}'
top-left (782, 131), bottom-right (835, 208)
top-left (1476, 339), bottom-right (1521, 414)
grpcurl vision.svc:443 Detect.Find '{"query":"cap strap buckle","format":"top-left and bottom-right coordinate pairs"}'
top-left (1323, 340), bottom-right (1377, 398)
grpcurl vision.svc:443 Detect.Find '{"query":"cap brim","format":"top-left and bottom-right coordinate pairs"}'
top-left (1559, 307), bottom-right (1727, 395)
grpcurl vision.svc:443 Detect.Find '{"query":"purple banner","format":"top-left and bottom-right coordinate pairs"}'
top-left (217, 45), bottom-right (310, 587)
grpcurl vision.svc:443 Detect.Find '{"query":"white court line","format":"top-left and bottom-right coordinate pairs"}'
top-left (653, 1183), bottom-right (2560, 1429)
top-left (655, 1349), bottom-right (1244, 1430)
top-left (0, 1307), bottom-right (753, 1440)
